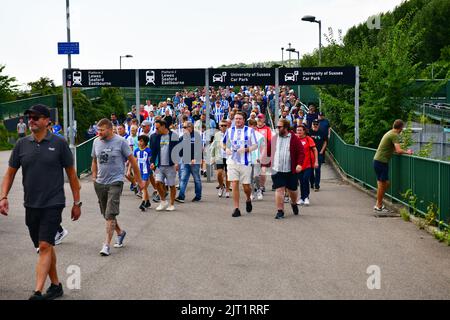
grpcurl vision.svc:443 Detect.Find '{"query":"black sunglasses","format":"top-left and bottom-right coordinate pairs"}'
top-left (220, 125), bottom-right (227, 127)
top-left (276, 126), bottom-right (284, 129)
top-left (29, 115), bottom-right (44, 121)
top-left (183, 126), bottom-right (188, 129)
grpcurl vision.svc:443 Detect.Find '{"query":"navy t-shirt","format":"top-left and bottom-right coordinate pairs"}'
top-left (309, 129), bottom-right (328, 153)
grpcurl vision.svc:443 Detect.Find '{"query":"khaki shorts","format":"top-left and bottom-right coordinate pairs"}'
top-left (227, 163), bottom-right (252, 185)
top-left (94, 181), bottom-right (124, 220)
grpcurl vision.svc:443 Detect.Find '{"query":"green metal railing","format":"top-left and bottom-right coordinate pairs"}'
top-left (75, 136), bottom-right (95, 177)
top-left (0, 95), bottom-right (58, 119)
top-left (413, 104), bottom-right (450, 122)
top-left (328, 129), bottom-right (450, 227)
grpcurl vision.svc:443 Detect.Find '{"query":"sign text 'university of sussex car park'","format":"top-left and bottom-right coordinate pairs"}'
top-left (208, 68), bottom-right (275, 86)
top-left (279, 67), bottom-right (356, 85)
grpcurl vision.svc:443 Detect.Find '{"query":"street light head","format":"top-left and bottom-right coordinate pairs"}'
top-left (286, 48), bottom-right (296, 52)
top-left (302, 15), bottom-right (317, 22)
top-left (125, 54), bottom-right (133, 58)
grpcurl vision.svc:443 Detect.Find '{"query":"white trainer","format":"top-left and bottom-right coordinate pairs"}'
top-left (99, 244), bottom-right (110, 256)
top-left (297, 198), bottom-right (305, 205)
top-left (225, 192), bottom-right (230, 198)
top-left (304, 198), bottom-right (310, 206)
top-left (218, 187), bottom-right (224, 198)
top-left (55, 228), bottom-right (68, 245)
top-left (166, 205), bottom-right (175, 211)
top-left (256, 189), bottom-right (263, 201)
top-left (156, 201), bottom-right (169, 211)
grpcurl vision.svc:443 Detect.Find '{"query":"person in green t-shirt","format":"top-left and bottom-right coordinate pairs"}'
top-left (373, 119), bottom-right (413, 213)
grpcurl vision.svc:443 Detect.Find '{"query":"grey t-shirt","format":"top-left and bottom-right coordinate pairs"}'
top-left (91, 134), bottom-right (132, 184)
top-left (9, 132), bottom-right (74, 208)
top-left (159, 134), bottom-right (170, 166)
top-left (17, 122), bottom-right (27, 134)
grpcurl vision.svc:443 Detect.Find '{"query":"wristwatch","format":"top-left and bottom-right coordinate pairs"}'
top-left (74, 201), bottom-right (82, 207)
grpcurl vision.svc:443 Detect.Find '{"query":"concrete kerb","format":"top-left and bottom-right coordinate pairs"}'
top-left (325, 151), bottom-right (448, 241)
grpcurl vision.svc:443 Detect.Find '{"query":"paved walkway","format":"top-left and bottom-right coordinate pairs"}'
top-left (0, 150), bottom-right (449, 299)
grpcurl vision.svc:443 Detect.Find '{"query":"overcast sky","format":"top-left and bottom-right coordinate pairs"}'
top-left (0, 0), bottom-right (405, 88)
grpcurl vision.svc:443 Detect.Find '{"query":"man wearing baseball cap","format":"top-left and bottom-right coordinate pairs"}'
top-left (0, 104), bottom-right (82, 300)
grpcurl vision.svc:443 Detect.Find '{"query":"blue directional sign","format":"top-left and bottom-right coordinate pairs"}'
top-left (58, 42), bottom-right (80, 55)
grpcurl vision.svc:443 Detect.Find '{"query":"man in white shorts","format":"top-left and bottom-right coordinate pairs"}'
top-left (223, 112), bottom-right (258, 217)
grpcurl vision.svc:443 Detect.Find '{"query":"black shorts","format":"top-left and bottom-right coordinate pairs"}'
top-left (216, 158), bottom-right (227, 172)
top-left (373, 160), bottom-right (389, 182)
top-left (25, 206), bottom-right (63, 248)
top-left (271, 172), bottom-right (298, 191)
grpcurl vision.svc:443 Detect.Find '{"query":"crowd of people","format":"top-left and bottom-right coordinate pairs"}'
top-left (0, 84), bottom-right (416, 300)
top-left (93, 85), bottom-right (332, 221)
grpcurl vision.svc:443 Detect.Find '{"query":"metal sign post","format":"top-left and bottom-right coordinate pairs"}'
top-left (135, 69), bottom-right (140, 125)
top-left (205, 68), bottom-right (212, 182)
top-left (355, 66), bottom-right (360, 146)
top-left (62, 69), bottom-right (68, 143)
top-left (275, 68), bottom-right (280, 123)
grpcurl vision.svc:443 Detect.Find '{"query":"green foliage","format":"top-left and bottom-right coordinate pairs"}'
top-left (0, 65), bottom-right (18, 103)
top-left (400, 208), bottom-right (410, 222)
top-left (425, 202), bottom-right (439, 226)
top-left (400, 115), bottom-right (414, 150)
top-left (417, 137), bottom-right (434, 158)
top-left (27, 77), bottom-right (59, 96)
top-left (0, 123), bottom-right (14, 150)
top-left (70, 88), bottom-right (127, 143)
top-left (401, 189), bottom-right (418, 216)
top-left (299, 0), bottom-right (450, 147)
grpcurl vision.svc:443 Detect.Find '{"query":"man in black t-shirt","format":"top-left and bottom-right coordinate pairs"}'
top-left (0, 104), bottom-right (82, 300)
top-left (309, 120), bottom-right (328, 191)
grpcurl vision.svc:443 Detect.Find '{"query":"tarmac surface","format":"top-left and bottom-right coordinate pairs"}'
top-left (0, 150), bottom-right (449, 300)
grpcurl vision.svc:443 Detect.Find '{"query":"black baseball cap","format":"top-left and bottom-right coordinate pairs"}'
top-left (318, 111), bottom-right (325, 116)
top-left (312, 120), bottom-right (319, 125)
top-left (24, 104), bottom-right (50, 118)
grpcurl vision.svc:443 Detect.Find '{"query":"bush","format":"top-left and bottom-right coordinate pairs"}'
top-left (0, 123), bottom-right (14, 150)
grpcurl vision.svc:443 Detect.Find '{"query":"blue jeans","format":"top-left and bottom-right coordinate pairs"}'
top-left (310, 154), bottom-right (324, 189)
top-left (178, 164), bottom-right (202, 200)
top-left (299, 168), bottom-right (313, 201)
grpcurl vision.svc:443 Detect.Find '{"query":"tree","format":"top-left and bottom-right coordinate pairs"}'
top-left (27, 77), bottom-right (59, 95)
top-left (0, 65), bottom-right (18, 103)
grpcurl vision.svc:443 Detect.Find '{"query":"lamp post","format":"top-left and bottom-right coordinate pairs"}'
top-left (301, 15), bottom-right (322, 66)
top-left (288, 43), bottom-right (292, 66)
top-left (281, 47), bottom-right (284, 67)
top-left (286, 47), bottom-right (301, 99)
top-left (120, 54), bottom-right (133, 69)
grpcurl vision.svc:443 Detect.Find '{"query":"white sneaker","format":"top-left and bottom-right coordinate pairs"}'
top-left (156, 201), bottom-right (169, 211)
top-left (166, 205), bottom-right (175, 211)
top-left (284, 195), bottom-right (290, 203)
top-left (225, 192), bottom-right (230, 198)
top-left (297, 198), bottom-right (305, 205)
top-left (99, 244), bottom-right (110, 256)
top-left (218, 187), bottom-right (224, 198)
top-left (55, 228), bottom-right (68, 245)
top-left (256, 189), bottom-right (263, 201)
top-left (304, 198), bottom-right (310, 206)
top-left (250, 193), bottom-right (255, 201)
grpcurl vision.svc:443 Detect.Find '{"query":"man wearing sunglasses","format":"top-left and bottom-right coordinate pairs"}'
top-left (0, 104), bottom-right (82, 300)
